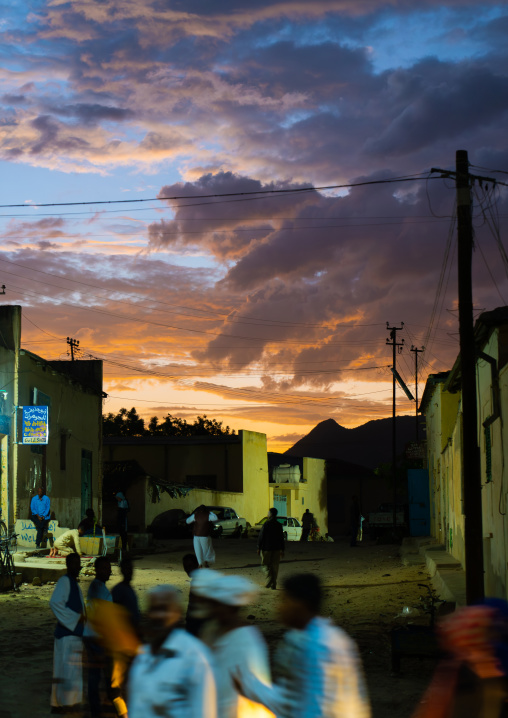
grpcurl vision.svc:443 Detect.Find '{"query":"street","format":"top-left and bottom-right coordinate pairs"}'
top-left (0, 537), bottom-right (436, 718)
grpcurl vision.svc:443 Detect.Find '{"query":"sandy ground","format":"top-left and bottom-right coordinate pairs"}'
top-left (0, 536), bottom-right (438, 718)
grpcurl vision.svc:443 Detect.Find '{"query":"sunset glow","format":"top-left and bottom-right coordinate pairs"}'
top-left (2, 1), bottom-right (508, 449)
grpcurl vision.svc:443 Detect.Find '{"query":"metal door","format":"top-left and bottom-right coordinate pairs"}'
top-left (408, 469), bottom-right (430, 536)
top-left (273, 492), bottom-right (287, 518)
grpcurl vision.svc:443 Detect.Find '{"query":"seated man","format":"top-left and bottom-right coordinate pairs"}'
top-left (78, 508), bottom-right (97, 536)
top-left (49, 526), bottom-right (84, 557)
top-left (30, 486), bottom-right (51, 548)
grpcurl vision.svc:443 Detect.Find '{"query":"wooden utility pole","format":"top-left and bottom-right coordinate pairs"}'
top-left (410, 346), bottom-right (424, 441)
top-left (430, 150), bottom-right (497, 603)
top-left (66, 336), bottom-right (79, 361)
top-left (456, 149), bottom-right (484, 603)
top-left (387, 323), bottom-right (404, 529)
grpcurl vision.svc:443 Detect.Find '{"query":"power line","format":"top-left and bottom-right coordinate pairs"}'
top-left (0, 218), bottom-right (453, 240)
top-left (0, 173), bottom-right (435, 210)
top-left (0, 255), bottom-right (384, 329)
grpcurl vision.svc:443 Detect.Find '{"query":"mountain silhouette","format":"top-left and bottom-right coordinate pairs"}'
top-left (284, 416), bottom-right (424, 470)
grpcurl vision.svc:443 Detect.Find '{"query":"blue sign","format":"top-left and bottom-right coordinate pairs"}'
top-left (22, 405), bottom-right (49, 445)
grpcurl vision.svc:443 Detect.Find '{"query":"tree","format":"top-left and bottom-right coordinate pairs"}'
top-left (103, 408), bottom-right (235, 437)
top-left (102, 407), bottom-right (146, 437)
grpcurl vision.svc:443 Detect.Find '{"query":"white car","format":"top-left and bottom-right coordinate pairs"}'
top-left (191, 506), bottom-right (247, 536)
top-left (250, 516), bottom-right (303, 542)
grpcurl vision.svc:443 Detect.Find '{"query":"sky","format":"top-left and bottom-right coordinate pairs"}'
top-left (2, 0), bottom-right (508, 451)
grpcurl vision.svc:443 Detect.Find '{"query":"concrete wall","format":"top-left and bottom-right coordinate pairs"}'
top-left (0, 307), bottom-right (102, 531)
top-left (268, 457), bottom-right (328, 534)
top-left (104, 440), bottom-right (243, 493)
top-left (424, 380), bottom-right (465, 566)
top-left (423, 325), bottom-right (508, 599)
top-left (16, 352), bottom-right (102, 529)
top-left (0, 306), bottom-right (21, 528)
top-left (105, 430), bottom-right (270, 530)
top-left (477, 331), bottom-right (508, 598)
top-left (327, 476), bottom-right (388, 535)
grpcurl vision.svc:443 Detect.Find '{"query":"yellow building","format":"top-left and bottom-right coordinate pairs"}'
top-left (421, 307), bottom-right (508, 598)
top-left (103, 430), bottom-right (270, 530)
top-left (268, 454), bottom-right (328, 535)
top-left (0, 306), bottom-right (103, 530)
top-left (103, 433), bottom-right (328, 534)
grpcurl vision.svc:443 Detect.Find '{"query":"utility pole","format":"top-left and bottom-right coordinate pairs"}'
top-left (456, 149), bottom-right (484, 603)
top-left (387, 323), bottom-right (404, 530)
top-left (410, 346), bottom-right (424, 441)
top-left (430, 150), bottom-right (497, 603)
top-left (66, 337), bottom-right (79, 361)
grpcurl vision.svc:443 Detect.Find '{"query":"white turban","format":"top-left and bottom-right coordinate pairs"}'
top-left (192, 569), bottom-right (259, 606)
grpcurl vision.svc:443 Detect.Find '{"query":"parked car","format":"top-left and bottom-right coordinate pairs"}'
top-left (250, 516), bottom-right (303, 541)
top-left (190, 506), bottom-right (247, 536)
top-left (148, 508), bottom-right (191, 539)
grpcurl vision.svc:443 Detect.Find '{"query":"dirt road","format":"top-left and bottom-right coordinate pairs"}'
top-left (0, 537), bottom-right (437, 718)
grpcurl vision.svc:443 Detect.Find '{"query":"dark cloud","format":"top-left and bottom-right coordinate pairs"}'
top-left (45, 103), bottom-right (134, 124)
top-left (2, 94), bottom-right (28, 105)
top-left (3, 0), bottom-right (508, 437)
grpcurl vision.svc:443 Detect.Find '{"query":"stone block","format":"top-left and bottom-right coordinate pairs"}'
top-left (15, 519), bottom-right (60, 548)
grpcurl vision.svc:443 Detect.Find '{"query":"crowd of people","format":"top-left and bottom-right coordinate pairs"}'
top-left (30, 486), bottom-right (128, 554)
top-left (49, 548), bottom-right (372, 718)
top-left (37, 491), bottom-right (508, 718)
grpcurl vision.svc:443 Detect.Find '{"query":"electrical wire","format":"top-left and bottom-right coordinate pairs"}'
top-left (0, 173), bottom-right (435, 210)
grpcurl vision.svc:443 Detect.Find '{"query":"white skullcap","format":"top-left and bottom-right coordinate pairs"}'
top-left (191, 568), bottom-right (223, 597)
top-left (147, 584), bottom-right (181, 603)
top-left (193, 569), bottom-right (258, 606)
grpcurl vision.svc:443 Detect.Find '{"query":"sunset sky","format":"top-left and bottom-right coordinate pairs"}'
top-left (2, 0), bottom-right (508, 451)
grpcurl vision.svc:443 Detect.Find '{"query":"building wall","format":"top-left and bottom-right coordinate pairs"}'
top-left (424, 381), bottom-right (463, 558)
top-left (423, 326), bottom-right (508, 599)
top-left (268, 457), bottom-right (328, 534)
top-left (0, 307), bottom-right (20, 528)
top-left (477, 331), bottom-right (508, 598)
top-left (16, 353), bottom-right (102, 529)
top-left (105, 440), bottom-right (243, 494)
top-left (0, 307), bottom-right (102, 531)
top-left (327, 476), bottom-right (388, 535)
top-left (0, 344), bottom-right (15, 527)
top-left (105, 430), bottom-right (270, 530)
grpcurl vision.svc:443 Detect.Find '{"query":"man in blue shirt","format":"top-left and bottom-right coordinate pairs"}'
top-left (30, 486), bottom-right (51, 548)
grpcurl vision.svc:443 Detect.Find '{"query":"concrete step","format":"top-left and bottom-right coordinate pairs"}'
top-left (432, 568), bottom-right (466, 607)
top-left (13, 559), bottom-right (67, 583)
top-left (425, 550), bottom-right (462, 576)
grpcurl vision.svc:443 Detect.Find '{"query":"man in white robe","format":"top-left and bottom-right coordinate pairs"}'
top-left (128, 584), bottom-right (217, 718)
top-left (238, 573), bottom-right (371, 718)
top-left (49, 552), bottom-right (86, 712)
top-left (192, 570), bottom-right (273, 718)
top-left (186, 506), bottom-right (218, 567)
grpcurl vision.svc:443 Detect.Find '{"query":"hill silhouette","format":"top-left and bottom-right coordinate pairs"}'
top-left (284, 416), bottom-right (424, 469)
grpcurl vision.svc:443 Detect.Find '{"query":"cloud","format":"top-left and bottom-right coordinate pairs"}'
top-left (270, 432), bottom-right (305, 443)
top-left (3, 0), bottom-right (508, 441)
top-left (1, 2), bottom-right (507, 181)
